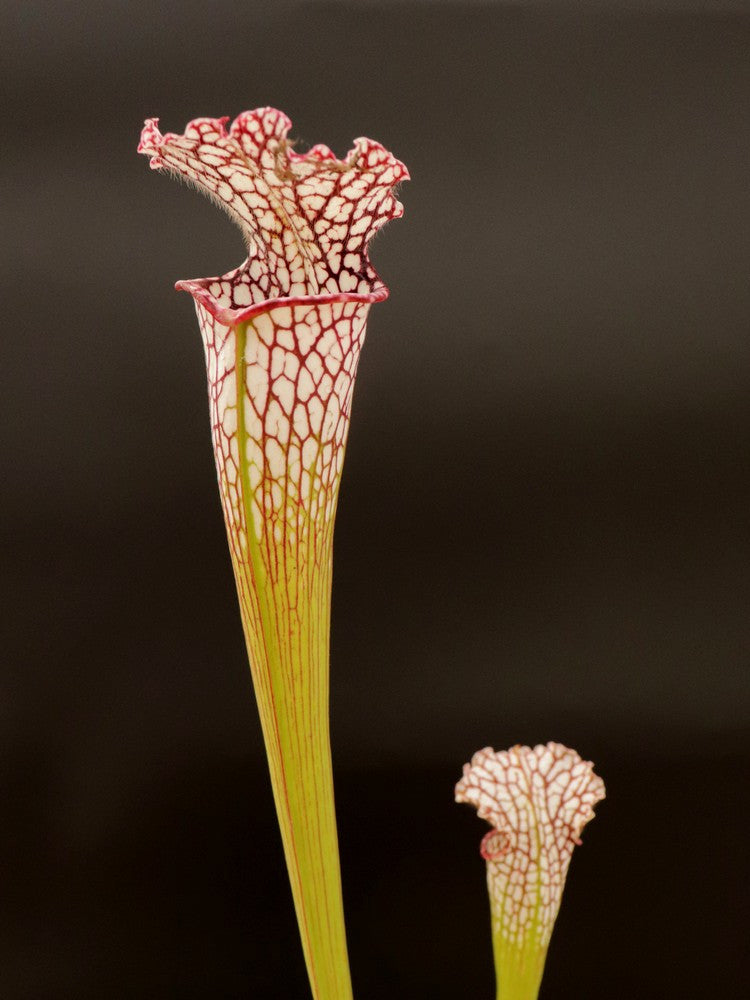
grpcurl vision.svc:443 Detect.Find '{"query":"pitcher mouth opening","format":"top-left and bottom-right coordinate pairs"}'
top-left (176, 270), bottom-right (389, 326)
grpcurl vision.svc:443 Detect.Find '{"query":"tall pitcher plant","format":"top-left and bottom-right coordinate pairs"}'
top-left (138, 108), bottom-right (408, 1000)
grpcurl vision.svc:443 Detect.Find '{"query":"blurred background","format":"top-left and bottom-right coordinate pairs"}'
top-left (2, 1), bottom-right (749, 996)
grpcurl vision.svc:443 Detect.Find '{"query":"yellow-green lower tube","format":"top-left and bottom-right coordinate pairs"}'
top-left (221, 313), bottom-right (357, 1000)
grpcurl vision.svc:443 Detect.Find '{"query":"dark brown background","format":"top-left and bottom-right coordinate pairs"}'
top-left (2, 1), bottom-right (749, 997)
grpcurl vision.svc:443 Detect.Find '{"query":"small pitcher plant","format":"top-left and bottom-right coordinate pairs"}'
top-left (138, 108), bottom-right (408, 1000)
top-left (456, 743), bottom-right (606, 1000)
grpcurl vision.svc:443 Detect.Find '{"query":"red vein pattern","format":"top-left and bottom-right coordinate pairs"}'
top-left (456, 743), bottom-right (605, 952)
top-left (199, 298), bottom-right (368, 556)
top-left (138, 109), bottom-right (408, 1000)
top-left (138, 107), bottom-right (408, 549)
top-left (138, 108), bottom-right (408, 312)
